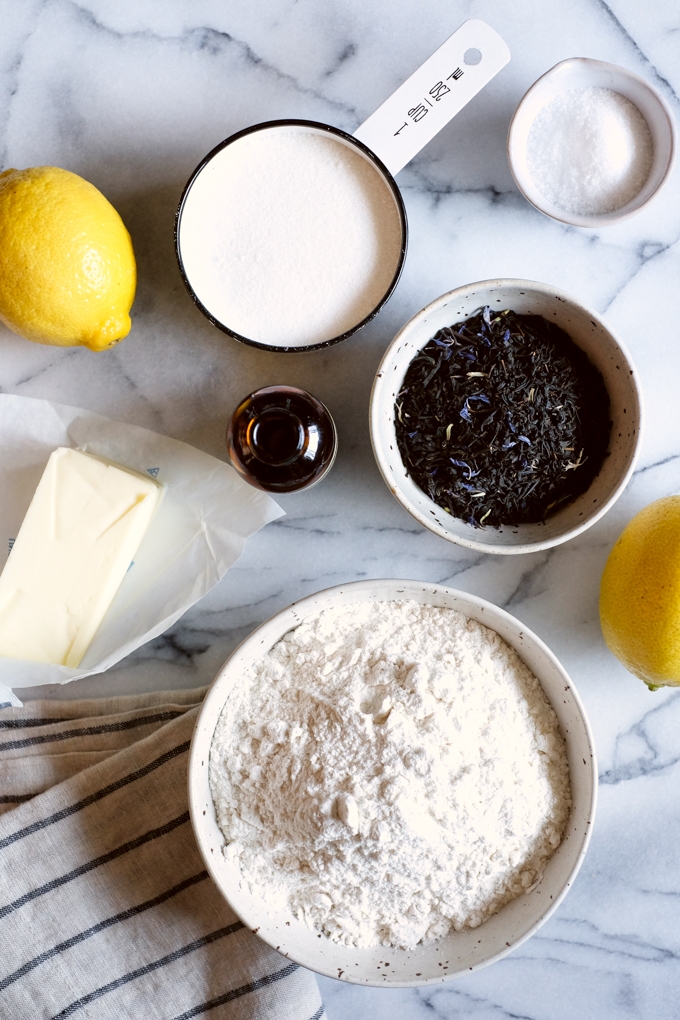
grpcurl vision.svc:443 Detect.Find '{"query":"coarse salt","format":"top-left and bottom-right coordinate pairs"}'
top-left (526, 86), bottom-right (653, 216)
top-left (209, 601), bottom-right (572, 949)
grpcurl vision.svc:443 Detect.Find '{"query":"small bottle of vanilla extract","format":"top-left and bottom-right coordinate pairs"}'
top-left (226, 385), bottom-right (337, 493)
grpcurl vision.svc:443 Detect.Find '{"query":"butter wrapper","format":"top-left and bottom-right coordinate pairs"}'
top-left (0, 394), bottom-right (284, 704)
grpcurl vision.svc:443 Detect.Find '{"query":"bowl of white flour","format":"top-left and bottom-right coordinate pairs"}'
top-left (189, 579), bottom-right (596, 985)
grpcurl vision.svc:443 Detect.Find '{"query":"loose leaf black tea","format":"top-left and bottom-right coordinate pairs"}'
top-left (394, 307), bottom-right (611, 528)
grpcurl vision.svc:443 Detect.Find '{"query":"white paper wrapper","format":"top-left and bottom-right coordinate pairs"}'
top-left (0, 394), bottom-right (284, 705)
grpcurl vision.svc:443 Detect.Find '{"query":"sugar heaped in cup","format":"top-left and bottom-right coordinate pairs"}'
top-left (177, 123), bottom-right (405, 351)
top-left (176, 22), bottom-right (511, 350)
top-left (189, 579), bottom-right (598, 985)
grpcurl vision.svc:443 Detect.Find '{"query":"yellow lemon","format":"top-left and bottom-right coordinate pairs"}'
top-left (600, 495), bottom-right (680, 689)
top-left (0, 166), bottom-right (136, 351)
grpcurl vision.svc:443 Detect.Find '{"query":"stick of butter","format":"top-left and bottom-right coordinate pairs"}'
top-left (0, 447), bottom-right (162, 668)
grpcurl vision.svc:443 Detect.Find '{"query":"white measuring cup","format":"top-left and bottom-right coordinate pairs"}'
top-left (175, 20), bottom-right (510, 352)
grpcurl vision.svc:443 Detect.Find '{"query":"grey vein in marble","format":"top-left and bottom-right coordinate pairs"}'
top-left (2, 1), bottom-right (680, 1017)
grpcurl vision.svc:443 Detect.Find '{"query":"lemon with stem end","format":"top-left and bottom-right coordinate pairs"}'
top-left (600, 495), bottom-right (680, 690)
top-left (0, 166), bottom-right (136, 351)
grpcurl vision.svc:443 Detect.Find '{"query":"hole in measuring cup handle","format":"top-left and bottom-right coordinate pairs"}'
top-left (353, 20), bottom-right (510, 177)
top-left (174, 22), bottom-right (509, 351)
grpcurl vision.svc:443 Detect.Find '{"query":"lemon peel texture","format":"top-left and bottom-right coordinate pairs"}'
top-left (0, 166), bottom-right (136, 351)
top-left (600, 495), bottom-right (680, 689)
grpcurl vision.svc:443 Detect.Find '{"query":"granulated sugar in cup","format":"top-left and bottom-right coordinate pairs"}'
top-left (177, 122), bottom-right (406, 351)
top-left (176, 21), bottom-right (510, 352)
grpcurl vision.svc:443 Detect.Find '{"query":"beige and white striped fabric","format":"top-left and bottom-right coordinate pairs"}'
top-left (0, 688), bottom-right (324, 1020)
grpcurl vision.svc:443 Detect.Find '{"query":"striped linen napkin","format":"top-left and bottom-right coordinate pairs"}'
top-left (0, 688), bottom-right (324, 1020)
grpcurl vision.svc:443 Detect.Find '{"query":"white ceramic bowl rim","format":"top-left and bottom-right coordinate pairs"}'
top-left (507, 57), bottom-right (677, 228)
top-left (369, 278), bottom-right (643, 555)
top-left (188, 578), bottom-right (598, 987)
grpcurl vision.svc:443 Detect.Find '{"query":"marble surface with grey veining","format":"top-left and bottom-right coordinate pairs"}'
top-left (2, 1), bottom-right (680, 1016)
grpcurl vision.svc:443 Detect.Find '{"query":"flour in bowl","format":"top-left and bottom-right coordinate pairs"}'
top-left (209, 601), bottom-right (571, 949)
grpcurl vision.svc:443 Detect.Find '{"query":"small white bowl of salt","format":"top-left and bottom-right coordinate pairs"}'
top-left (507, 57), bottom-right (676, 227)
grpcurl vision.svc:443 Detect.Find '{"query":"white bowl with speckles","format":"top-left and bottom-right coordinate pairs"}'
top-left (370, 278), bottom-right (642, 555)
top-left (188, 578), bottom-right (597, 987)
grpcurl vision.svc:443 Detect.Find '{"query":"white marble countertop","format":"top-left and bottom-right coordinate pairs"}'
top-left (2, 1), bottom-right (680, 1017)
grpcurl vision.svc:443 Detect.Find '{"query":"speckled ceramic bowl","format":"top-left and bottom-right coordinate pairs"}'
top-left (188, 578), bottom-right (597, 987)
top-left (370, 279), bottom-right (642, 555)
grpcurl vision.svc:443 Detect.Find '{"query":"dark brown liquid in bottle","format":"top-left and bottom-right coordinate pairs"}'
top-left (227, 386), bottom-right (337, 493)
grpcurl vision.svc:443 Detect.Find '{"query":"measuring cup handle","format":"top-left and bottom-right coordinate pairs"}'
top-left (353, 20), bottom-right (510, 176)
